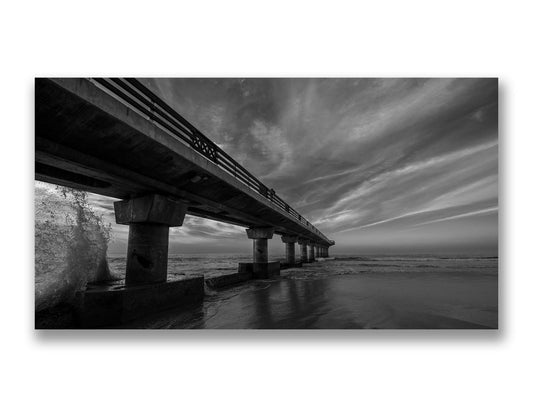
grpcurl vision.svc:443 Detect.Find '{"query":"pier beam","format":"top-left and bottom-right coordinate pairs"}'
top-left (114, 194), bottom-right (187, 286)
top-left (245, 227), bottom-right (279, 278)
top-left (325, 246), bottom-right (329, 258)
top-left (309, 243), bottom-right (316, 262)
top-left (298, 238), bottom-right (309, 263)
top-left (281, 235), bottom-right (298, 265)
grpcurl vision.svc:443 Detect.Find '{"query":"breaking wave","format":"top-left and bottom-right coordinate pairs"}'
top-left (35, 183), bottom-right (112, 312)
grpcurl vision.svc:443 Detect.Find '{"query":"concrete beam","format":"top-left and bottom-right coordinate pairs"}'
top-left (281, 235), bottom-right (298, 244)
top-left (115, 194), bottom-right (187, 226)
top-left (246, 227), bottom-right (275, 240)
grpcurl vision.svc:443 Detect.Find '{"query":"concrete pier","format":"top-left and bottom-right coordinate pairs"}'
top-left (245, 227), bottom-right (280, 278)
top-left (298, 238), bottom-right (309, 263)
top-left (35, 78), bottom-right (336, 326)
top-left (281, 235), bottom-right (298, 265)
top-left (115, 194), bottom-right (187, 285)
top-left (246, 227), bottom-right (274, 262)
top-left (74, 193), bottom-right (205, 327)
top-left (309, 243), bottom-right (316, 262)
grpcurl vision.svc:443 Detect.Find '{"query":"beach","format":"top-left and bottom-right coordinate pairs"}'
top-left (113, 255), bottom-right (498, 329)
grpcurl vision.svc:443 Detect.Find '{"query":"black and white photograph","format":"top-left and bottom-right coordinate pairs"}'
top-left (35, 77), bottom-right (498, 329)
top-left (3, 1), bottom-right (533, 407)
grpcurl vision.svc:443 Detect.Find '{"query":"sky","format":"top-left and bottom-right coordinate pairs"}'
top-left (60, 78), bottom-right (498, 256)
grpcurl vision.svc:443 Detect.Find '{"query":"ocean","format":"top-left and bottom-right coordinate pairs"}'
top-left (108, 254), bottom-right (498, 329)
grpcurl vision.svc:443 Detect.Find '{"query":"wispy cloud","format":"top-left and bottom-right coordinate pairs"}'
top-left (68, 78), bottom-right (497, 254)
top-left (412, 207), bottom-right (498, 227)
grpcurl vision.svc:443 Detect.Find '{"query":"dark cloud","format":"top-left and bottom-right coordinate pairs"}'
top-left (81, 78), bottom-right (498, 255)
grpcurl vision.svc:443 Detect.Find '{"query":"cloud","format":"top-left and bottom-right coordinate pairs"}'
top-left (412, 207), bottom-right (498, 227)
top-left (248, 119), bottom-right (291, 178)
top-left (44, 78), bottom-right (497, 254)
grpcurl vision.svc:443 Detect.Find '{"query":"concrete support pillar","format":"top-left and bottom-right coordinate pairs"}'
top-left (298, 238), bottom-right (309, 263)
top-left (281, 235), bottom-right (298, 265)
top-left (114, 194), bottom-right (187, 286)
top-left (246, 227), bottom-right (275, 264)
top-left (325, 246), bottom-right (329, 258)
top-left (245, 227), bottom-right (277, 278)
top-left (253, 238), bottom-right (268, 263)
top-left (309, 243), bottom-right (316, 262)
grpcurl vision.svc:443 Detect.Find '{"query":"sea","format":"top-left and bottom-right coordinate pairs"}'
top-left (108, 253), bottom-right (499, 329)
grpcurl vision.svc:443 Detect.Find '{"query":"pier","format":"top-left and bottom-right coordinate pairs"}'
top-left (35, 78), bottom-right (334, 326)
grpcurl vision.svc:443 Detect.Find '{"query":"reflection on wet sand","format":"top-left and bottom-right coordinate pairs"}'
top-left (120, 258), bottom-right (498, 329)
top-left (244, 278), bottom-right (333, 328)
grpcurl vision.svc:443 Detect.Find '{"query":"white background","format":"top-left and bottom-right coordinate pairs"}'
top-left (1, 1), bottom-right (531, 406)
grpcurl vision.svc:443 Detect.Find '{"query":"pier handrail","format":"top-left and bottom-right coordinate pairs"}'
top-left (90, 78), bottom-right (331, 243)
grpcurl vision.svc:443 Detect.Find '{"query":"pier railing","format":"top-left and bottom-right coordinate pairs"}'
top-left (90, 78), bottom-right (330, 243)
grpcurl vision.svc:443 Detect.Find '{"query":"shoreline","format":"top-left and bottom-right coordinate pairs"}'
top-left (36, 267), bottom-right (497, 329)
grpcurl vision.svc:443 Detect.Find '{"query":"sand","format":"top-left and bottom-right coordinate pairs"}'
top-left (121, 269), bottom-right (497, 329)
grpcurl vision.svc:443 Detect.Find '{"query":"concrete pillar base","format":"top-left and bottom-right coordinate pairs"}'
top-left (238, 261), bottom-right (281, 279)
top-left (75, 276), bottom-right (204, 328)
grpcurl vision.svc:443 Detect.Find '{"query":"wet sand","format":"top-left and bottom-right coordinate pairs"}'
top-left (121, 269), bottom-right (498, 329)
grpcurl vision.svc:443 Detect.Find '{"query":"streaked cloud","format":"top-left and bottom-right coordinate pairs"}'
top-left (413, 207), bottom-right (498, 227)
top-left (72, 78), bottom-right (497, 254)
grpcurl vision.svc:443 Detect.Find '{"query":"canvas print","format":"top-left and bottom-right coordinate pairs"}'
top-left (35, 78), bottom-right (498, 329)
